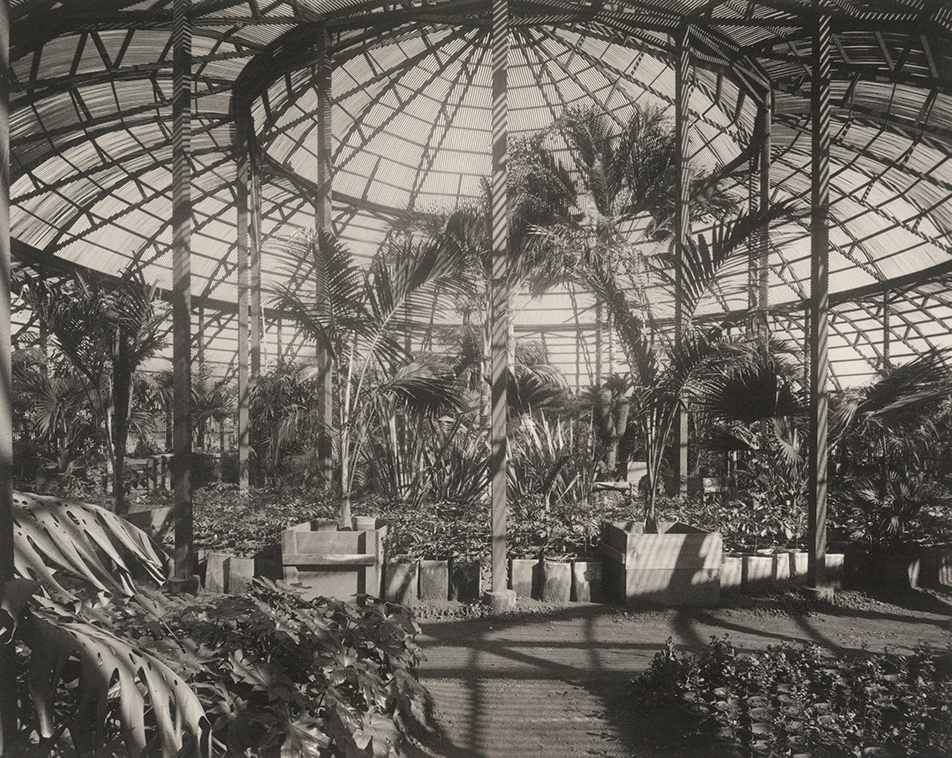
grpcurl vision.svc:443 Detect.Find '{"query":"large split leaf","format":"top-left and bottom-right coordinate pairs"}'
top-left (12, 491), bottom-right (168, 596)
top-left (25, 601), bottom-right (210, 758)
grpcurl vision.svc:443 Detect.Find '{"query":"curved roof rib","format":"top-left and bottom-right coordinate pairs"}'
top-left (8, 0), bottom-right (952, 385)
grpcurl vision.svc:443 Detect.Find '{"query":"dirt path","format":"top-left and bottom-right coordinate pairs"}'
top-left (411, 590), bottom-right (952, 757)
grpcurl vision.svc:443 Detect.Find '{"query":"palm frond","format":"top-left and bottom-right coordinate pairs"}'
top-left (652, 202), bottom-right (796, 319)
top-left (832, 349), bottom-right (952, 440)
top-left (692, 353), bottom-right (805, 424)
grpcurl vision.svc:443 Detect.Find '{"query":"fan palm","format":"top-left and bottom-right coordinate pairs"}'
top-left (828, 350), bottom-right (952, 543)
top-left (12, 349), bottom-right (98, 475)
top-left (270, 229), bottom-right (469, 523)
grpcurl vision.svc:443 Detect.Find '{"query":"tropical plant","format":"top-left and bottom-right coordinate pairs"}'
top-left (2, 491), bottom-right (210, 757)
top-left (5, 489), bottom-right (435, 757)
top-left (14, 263), bottom-right (167, 513)
top-left (270, 229), bottom-right (469, 524)
top-left (504, 103), bottom-right (797, 527)
top-left (191, 369), bottom-right (235, 451)
top-left (11, 347), bottom-right (99, 479)
top-left (508, 414), bottom-right (596, 510)
top-left (828, 349), bottom-right (952, 547)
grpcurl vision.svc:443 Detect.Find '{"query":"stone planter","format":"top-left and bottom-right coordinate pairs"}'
top-left (449, 560), bottom-right (482, 603)
top-left (844, 543), bottom-right (927, 592)
top-left (571, 560), bottom-right (602, 602)
top-left (542, 559), bottom-right (571, 603)
top-left (600, 521), bottom-right (722, 606)
top-left (935, 545), bottom-right (952, 588)
top-left (510, 557), bottom-right (540, 599)
top-left (742, 553), bottom-right (774, 590)
top-left (787, 550), bottom-right (809, 582)
top-left (720, 555), bottom-right (743, 590)
top-left (419, 559), bottom-right (450, 603)
top-left (383, 560), bottom-right (418, 606)
top-left (125, 504), bottom-right (174, 542)
top-left (281, 517), bottom-right (388, 601)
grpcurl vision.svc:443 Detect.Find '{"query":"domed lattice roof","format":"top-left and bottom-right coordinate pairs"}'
top-left (9, 0), bottom-right (952, 388)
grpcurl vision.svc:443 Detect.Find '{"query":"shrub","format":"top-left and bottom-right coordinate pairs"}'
top-left (632, 636), bottom-right (952, 757)
top-left (18, 579), bottom-right (431, 757)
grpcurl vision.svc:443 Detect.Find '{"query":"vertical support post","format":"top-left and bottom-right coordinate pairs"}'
top-left (882, 292), bottom-right (891, 369)
top-left (758, 90), bottom-right (772, 320)
top-left (607, 311), bottom-right (615, 376)
top-left (748, 89), bottom-right (771, 336)
top-left (808, 2), bottom-right (831, 590)
top-left (171, 0), bottom-right (194, 588)
top-left (673, 25), bottom-right (691, 496)
top-left (249, 148), bottom-right (262, 379)
top-left (594, 300), bottom-right (603, 385)
top-left (314, 32), bottom-right (336, 502)
top-left (0, 0), bottom-right (17, 747)
top-left (197, 302), bottom-right (205, 375)
top-left (237, 139), bottom-right (251, 492)
top-left (489, 0), bottom-right (511, 596)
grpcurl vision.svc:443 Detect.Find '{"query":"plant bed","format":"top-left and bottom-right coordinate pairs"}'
top-left (510, 556), bottom-right (541, 599)
top-left (419, 559), bottom-right (450, 603)
top-left (449, 559), bottom-right (483, 602)
top-left (600, 521), bottom-right (722, 606)
top-left (384, 558), bottom-right (419, 606)
top-left (632, 636), bottom-right (952, 757)
top-left (571, 559), bottom-right (602, 602)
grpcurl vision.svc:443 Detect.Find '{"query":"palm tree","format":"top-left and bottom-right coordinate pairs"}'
top-left (509, 105), bottom-right (796, 526)
top-left (15, 264), bottom-right (166, 513)
top-left (270, 229), bottom-right (469, 524)
top-left (12, 347), bottom-right (97, 477)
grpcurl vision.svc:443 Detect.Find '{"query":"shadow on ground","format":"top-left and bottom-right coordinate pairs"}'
top-left (407, 590), bottom-right (952, 757)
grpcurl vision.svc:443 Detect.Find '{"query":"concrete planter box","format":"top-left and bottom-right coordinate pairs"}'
top-left (383, 560), bottom-right (418, 606)
top-left (600, 521), bottom-right (722, 606)
top-left (419, 559), bottom-right (450, 603)
top-left (281, 517), bottom-right (388, 601)
top-left (742, 553), bottom-right (774, 589)
top-left (125, 505), bottom-right (174, 543)
top-left (542, 560), bottom-right (572, 603)
top-left (449, 560), bottom-right (482, 602)
top-left (787, 550), bottom-right (809, 582)
top-left (510, 557), bottom-right (540, 599)
top-left (845, 543), bottom-right (929, 591)
top-left (722, 551), bottom-right (844, 594)
top-left (571, 560), bottom-right (602, 602)
top-left (720, 555), bottom-right (743, 590)
top-left (934, 545), bottom-right (952, 587)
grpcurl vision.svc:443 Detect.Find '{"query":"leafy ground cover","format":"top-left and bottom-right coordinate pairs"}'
top-left (631, 635), bottom-right (952, 757)
top-left (90, 580), bottom-right (430, 757)
top-left (187, 484), bottom-right (633, 561)
top-left (9, 491), bottom-right (434, 757)
top-left (16, 574), bottom-right (433, 757)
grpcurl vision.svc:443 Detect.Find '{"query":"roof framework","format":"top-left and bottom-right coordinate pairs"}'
top-left (8, 0), bottom-right (952, 387)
